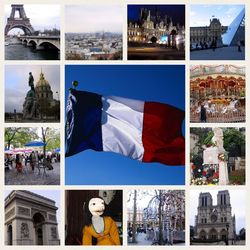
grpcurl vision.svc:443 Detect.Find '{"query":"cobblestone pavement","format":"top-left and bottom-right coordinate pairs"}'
top-left (5, 162), bottom-right (60, 185)
top-left (190, 46), bottom-right (245, 60)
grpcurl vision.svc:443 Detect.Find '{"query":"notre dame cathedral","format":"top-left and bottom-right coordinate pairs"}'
top-left (194, 190), bottom-right (236, 242)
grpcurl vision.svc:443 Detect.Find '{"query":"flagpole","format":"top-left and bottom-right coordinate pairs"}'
top-left (69, 80), bottom-right (78, 92)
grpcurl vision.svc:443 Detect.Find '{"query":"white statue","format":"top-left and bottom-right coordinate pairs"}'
top-left (211, 127), bottom-right (225, 152)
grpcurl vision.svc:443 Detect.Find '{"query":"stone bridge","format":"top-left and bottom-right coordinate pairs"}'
top-left (19, 36), bottom-right (60, 51)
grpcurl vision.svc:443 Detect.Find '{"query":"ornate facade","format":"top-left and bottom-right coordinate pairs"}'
top-left (194, 191), bottom-right (236, 242)
top-left (190, 18), bottom-right (227, 46)
top-left (35, 71), bottom-right (56, 106)
top-left (128, 8), bottom-right (185, 44)
top-left (5, 190), bottom-right (59, 245)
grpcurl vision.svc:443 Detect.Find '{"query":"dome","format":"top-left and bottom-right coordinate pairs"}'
top-left (36, 72), bottom-right (50, 87)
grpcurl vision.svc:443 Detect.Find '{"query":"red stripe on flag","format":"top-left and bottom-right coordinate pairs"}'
top-left (142, 102), bottom-right (185, 165)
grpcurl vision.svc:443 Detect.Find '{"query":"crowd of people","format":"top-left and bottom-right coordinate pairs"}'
top-left (5, 151), bottom-right (60, 173)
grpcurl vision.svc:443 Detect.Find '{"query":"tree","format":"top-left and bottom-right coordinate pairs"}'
top-left (223, 128), bottom-right (245, 157)
top-left (132, 190), bottom-right (137, 243)
top-left (5, 128), bottom-right (21, 149)
top-left (40, 127), bottom-right (60, 161)
top-left (5, 128), bottom-right (38, 149)
top-left (145, 190), bottom-right (185, 245)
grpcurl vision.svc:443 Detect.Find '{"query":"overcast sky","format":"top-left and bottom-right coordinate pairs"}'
top-left (65, 5), bottom-right (123, 33)
top-left (5, 4), bottom-right (60, 34)
top-left (190, 5), bottom-right (244, 27)
top-left (5, 65), bottom-right (60, 112)
top-left (127, 190), bottom-right (155, 210)
top-left (190, 189), bottom-right (246, 234)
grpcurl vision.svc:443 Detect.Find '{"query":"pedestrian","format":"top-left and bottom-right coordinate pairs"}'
top-left (200, 104), bottom-right (207, 122)
top-left (237, 40), bottom-right (241, 52)
top-left (15, 154), bottom-right (22, 172)
top-left (212, 40), bottom-right (216, 51)
top-left (30, 151), bottom-right (36, 171)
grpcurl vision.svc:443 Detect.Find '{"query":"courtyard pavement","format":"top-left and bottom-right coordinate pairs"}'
top-left (5, 162), bottom-right (60, 185)
top-left (190, 46), bottom-right (245, 60)
top-left (128, 232), bottom-right (185, 246)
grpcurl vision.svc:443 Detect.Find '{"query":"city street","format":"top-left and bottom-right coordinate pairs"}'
top-left (128, 46), bottom-right (185, 60)
top-left (190, 46), bottom-right (245, 60)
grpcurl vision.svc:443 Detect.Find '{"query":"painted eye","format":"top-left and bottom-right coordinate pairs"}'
top-left (93, 203), bottom-right (95, 205)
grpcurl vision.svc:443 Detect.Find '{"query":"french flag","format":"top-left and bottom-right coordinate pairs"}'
top-left (65, 89), bottom-right (185, 166)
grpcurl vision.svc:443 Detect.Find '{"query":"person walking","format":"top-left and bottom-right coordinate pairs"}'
top-left (30, 151), bottom-right (36, 171)
top-left (200, 104), bottom-right (207, 122)
top-left (237, 40), bottom-right (241, 52)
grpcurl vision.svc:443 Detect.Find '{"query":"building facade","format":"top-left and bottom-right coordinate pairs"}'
top-left (5, 190), bottom-right (60, 245)
top-left (127, 207), bottom-right (145, 229)
top-left (35, 71), bottom-right (58, 106)
top-left (128, 8), bottom-right (185, 46)
top-left (190, 18), bottom-right (227, 47)
top-left (195, 191), bottom-right (236, 241)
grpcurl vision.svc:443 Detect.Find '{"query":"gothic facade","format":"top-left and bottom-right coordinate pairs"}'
top-left (194, 190), bottom-right (236, 241)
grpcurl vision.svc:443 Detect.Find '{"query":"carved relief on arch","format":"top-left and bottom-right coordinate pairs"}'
top-left (18, 206), bottom-right (30, 216)
top-left (21, 223), bottom-right (29, 238)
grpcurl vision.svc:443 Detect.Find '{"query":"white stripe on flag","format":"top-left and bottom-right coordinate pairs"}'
top-left (101, 96), bottom-right (144, 160)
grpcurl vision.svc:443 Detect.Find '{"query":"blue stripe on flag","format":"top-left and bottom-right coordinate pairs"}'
top-left (65, 90), bottom-right (103, 157)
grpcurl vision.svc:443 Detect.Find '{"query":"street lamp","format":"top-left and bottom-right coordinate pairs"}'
top-left (226, 223), bottom-right (229, 245)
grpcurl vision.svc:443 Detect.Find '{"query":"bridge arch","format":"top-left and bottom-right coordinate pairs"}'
top-left (27, 39), bottom-right (37, 48)
top-left (38, 41), bottom-right (60, 51)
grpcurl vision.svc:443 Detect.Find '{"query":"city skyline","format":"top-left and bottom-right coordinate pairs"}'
top-left (190, 189), bottom-right (245, 234)
top-left (4, 4), bottom-right (60, 34)
top-left (65, 5), bottom-right (123, 33)
top-left (5, 65), bottom-right (60, 113)
top-left (190, 4), bottom-right (244, 27)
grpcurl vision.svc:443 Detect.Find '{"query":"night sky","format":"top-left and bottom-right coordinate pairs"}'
top-left (128, 5), bottom-right (185, 26)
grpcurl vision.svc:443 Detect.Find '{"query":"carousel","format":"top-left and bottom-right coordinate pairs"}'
top-left (190, 65), bottom-right (245, 123)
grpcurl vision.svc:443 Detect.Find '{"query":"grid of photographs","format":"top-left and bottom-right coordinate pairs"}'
top-left (1, 0), bottom-right (248, 249)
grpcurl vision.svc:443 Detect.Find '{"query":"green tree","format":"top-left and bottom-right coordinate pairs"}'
top-left (40, 127), bottom-right (60, 158)
top-left (5, 128), bottom-right (38, 149)
top-left (223, 128), bottom-right (245, 157)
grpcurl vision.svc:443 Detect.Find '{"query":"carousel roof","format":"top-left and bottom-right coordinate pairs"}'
top-left (190, 65), bottom-right (245, 79)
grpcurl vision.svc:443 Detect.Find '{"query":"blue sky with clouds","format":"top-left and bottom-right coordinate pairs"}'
top-left (190, 5), bottom-right (244, 27)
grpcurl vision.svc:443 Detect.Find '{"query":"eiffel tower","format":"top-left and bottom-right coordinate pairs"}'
top-left (5, 4), bottom-right (34, 35)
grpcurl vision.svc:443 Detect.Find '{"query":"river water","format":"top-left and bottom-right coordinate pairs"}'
top-left (5, 44), bottom-right (60, 60)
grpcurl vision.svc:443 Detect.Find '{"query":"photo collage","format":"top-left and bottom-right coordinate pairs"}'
top-left (1, 0), bottom-right (248, 249)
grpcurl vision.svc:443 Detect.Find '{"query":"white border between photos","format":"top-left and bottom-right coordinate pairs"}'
top-left (0, 0), bottom-right (249, 249)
